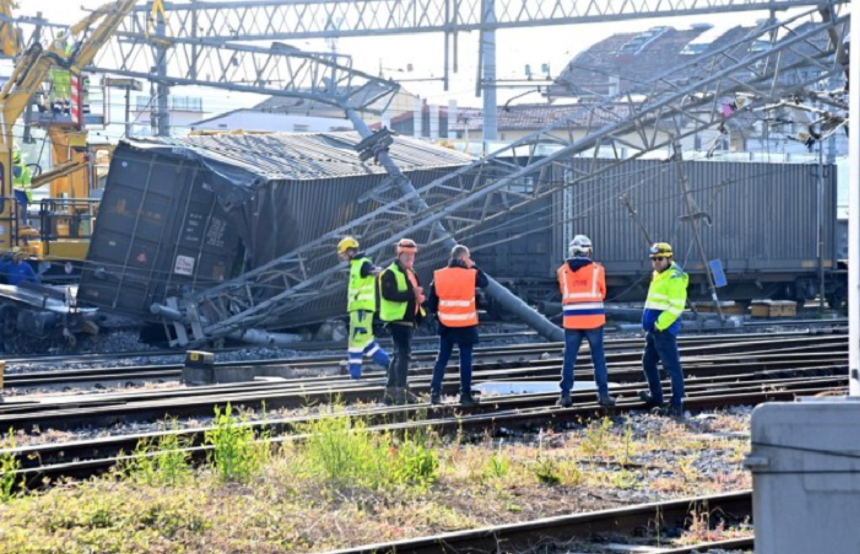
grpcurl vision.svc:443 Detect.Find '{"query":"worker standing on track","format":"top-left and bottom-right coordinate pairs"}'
top-left (379, 238), bottom-right (425, 405)
top-left (427, 244), bottom-right (488, 406)
top-left (556, 235), bottom-right (615, 408)
top-left (12, 149), bottom-right (32, 225)
top-left (337, 237), bottom-right (391, 379)
top-left (639, 242), bottom-right (689, 417)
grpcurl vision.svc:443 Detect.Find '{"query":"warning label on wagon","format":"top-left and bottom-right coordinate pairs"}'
top-left (174, 255), bottom-right (196, 276)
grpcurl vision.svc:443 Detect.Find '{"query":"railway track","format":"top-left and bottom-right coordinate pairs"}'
top-left (0, 330), bottom-right (846, 490)
top-left (3, 368), bottom-right (845, 488)
top-left (1, 330), bottom-right (540, 368)
top-left (3, 331), bottom-right (845, 390)
top-left (323, 490), bottom-right (753, 554)
top-left (0, 342), bottom-right (846, 431)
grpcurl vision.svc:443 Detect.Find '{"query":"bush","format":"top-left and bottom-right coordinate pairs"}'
top-left (391, 432), bottom-right (439, 487)
top-left (0, 429), bottom-right (21, 502)
top-left (205, 403), bottom-right (270, 483)
top-left (120, 419), bottom-right (193, 486)
top-left (299, 415), bottom-right (439, 489)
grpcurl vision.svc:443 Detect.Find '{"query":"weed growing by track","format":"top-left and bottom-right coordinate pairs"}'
top-left (0, 429), bottom-right (22, 502)
top-left (0, 408), bottom-right (754, 553)
top-left (119, 419), bottom-right (193, 486)
top-left (205, 403), bottom-right (271, 483)
top-left (297, 410), bottom-right (440, 489)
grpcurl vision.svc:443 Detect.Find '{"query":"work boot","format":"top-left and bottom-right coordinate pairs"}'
top-left (557, 394), bottom-right (573, 408)
top-left (597, 395), bottom-right (617, 408)
top-left (653, 405), bottom-right (685, 419)
top-left (459, 392), bottom-right (479, 407)
top-left (402, 388), bottom-right (421, 405)
top-left (638, 391), bottom-right (665, 410)
top-left (382, 387), bottom-right (398, 406)
top-left (429, 392), bottom-right (442, 406)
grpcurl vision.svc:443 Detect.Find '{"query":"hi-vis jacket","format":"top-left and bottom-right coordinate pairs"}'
top-left (347, 255), bottom-right (376, 312)
top-left (557, 260), bottom-right (606, 330)
top-left (433, 266), bottom-right (478, 327)
top-left (641, 262), bottom-right (689, 336)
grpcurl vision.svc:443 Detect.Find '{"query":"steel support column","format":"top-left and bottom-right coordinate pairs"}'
top-left (345, 108), bottom-right (563, 342)
top-left (480, 0), bottom-right (497, 145)
top-left (848, 0), bottom-right (859, 395)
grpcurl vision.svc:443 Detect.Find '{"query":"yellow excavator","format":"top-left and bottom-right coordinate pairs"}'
top-left (0, 0), bottom-right (139, 351)
top-left (0, 0), bottom-right (138, 263)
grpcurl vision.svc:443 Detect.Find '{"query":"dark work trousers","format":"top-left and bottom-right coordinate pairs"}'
top-left (430, 336), bottom-right (475, 395)
top-left (641, 330), bottom-right (685, 408)
top-left (387, 323), bottom-right (414, 388)
top-left (559, 327), bottom-right (609, 398)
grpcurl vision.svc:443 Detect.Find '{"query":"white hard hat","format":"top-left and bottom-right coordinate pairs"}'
top-left (569, 235), bottom-right (593, 255)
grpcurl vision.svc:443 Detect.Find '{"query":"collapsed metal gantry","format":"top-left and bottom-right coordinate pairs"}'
top-left (150, 7), bottom-right (848, 346)
top-left (2, 2), bottom-right (849, 345)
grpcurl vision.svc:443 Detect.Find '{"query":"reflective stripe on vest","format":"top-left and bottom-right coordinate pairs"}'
top-left (558, 262), bottom-right (606, 329)
top-left (434, 266), bottom-right (478, 327)
top-left (347, 256), bottom-right (376, 312)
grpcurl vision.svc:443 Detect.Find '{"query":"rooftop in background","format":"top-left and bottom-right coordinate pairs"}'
top-left (126, 132), bottom-right (473, 181)
top-left (447, 102), bottom-right (640, 132)
top-left (549, 23), bottom-right (758, 99)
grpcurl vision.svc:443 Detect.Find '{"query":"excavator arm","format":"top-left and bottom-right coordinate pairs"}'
top-left (0, 0), bottom-right (20, 57)
top-left (0, 0), bottom-right (138, 251)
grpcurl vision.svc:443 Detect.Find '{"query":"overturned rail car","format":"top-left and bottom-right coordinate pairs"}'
top-left (78, 133), bottom-right (473, 329)
top-left (79, 133), bottom-right (844, 337)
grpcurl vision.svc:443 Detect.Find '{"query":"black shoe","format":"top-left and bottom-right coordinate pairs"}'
top-left (382, 387), bottom-right (397, 406)
top-left (557, 394), bottom-right (573, 408)
top-left (639, 391), bottom-right (665, 409)
top-left (459, 393), bottom-right (479, 407)
top-left (430, 392), bottom-right (442, 405)
top-left (653, 405), bottom-right (685, 418)
top-left (403, 388), bottom-right (421, 405)
top-left (597, 395), bottom-right (616, 408)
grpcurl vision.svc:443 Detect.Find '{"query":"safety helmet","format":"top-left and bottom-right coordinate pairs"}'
top-left (649, 242), bottom-right (673, 260)
top-left (396, 238), bottom-right (418, 255)
top-left (337, 236), bottom-right (359, 255)
top-left (12, 149), bottom-right (20, 164)
top-left (569, 235), bottom-right (593, 255)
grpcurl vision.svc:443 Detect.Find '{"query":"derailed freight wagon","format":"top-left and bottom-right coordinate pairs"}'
top-left (78, 133), bottom-right (473, 330)
top-left (471, 156), bottom-right (843, 308)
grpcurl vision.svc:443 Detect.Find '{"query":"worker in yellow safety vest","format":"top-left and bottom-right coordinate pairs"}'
top-left (337, 237), bottom-right (391, 379)
top-left (12, 149), bottom-right (32, 224)
top-left (639, 242), bottom-right (689, 418)
top-left (378, 238), bottom-right (425, 405)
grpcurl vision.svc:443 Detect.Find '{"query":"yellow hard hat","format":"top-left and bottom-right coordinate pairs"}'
top-left (649, 242), bottom-right (673, 259)
top-left (337, 237), bottom-right (359, 255)
top-left (12, 149), bottom-right (21, 164)
top-left (396, 238), bottom-right (418, 255)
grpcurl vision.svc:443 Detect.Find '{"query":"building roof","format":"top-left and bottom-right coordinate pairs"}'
top-left (551, 24), bottom-right (754, 98)
top-left (446, 102), bottom-right (638, 132)
top-left (126, 132), bottom-right (474, 182)
top-left (551, 21), bottom-right (832, 100)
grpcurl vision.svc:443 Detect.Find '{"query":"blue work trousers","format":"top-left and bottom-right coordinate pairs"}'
top-left (430, 335), bottom-right (474, 395)
top-left (642, 330), bottom-right (685, 409)
top-left (559, 327), bottom-right (610, 398)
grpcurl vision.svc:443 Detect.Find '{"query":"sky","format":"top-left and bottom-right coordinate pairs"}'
top-left (19, 0), bottom-right (789, 116)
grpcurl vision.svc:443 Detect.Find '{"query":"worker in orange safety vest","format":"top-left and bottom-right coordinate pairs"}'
top-left (426, 244), bottom-right (488, 406)
top-left (557, 235), bottom-right (615, 408)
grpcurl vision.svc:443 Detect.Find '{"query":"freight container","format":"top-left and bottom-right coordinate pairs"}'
top-left (471, 156), bottom-right (841, 305)
top-left (79, 133), bottom-right (472, 326)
